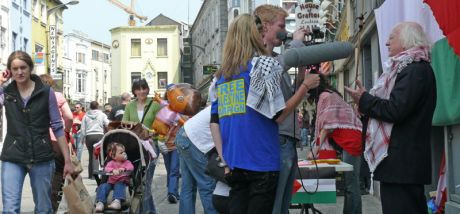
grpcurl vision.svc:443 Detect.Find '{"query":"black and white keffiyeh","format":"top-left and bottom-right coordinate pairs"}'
top-left (247, 56), bottom-right (285, 119)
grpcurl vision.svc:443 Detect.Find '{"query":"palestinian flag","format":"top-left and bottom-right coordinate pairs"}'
top-left (425, 0), bottom-right (460, 125)
top-left (375, 0), bottom-right (460, 125)
top-left (291, 167), bottom-right (337, 204)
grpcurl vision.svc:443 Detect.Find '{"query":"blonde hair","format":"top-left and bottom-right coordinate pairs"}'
top-left (217, 14), bottom-right (268, 80)
top-left (253, 5), bottom-right (289, 25)
top-left (39, 74), bottom-right (55, 87)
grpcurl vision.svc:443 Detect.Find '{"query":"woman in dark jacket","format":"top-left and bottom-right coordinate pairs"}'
top-left (0, 51), bottom-right (74, 213)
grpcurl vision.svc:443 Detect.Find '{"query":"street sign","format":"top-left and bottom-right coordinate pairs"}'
top-left (203, 65), bottom-right (218, 75)
top-left (49, 25), bottom-right (57, 76)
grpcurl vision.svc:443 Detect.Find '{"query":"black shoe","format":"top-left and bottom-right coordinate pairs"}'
top-left (167, 194), bottom-right (178, 204)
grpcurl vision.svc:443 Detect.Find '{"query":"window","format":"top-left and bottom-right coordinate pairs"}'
top-left (12, 32), bottom-right (17, 51)
top-left (94, 69), bottom-right (98, 82)
top-left (131, 39), bottom-right (141, 57)
top-left (157, 72), bottom-right (168, 89)
top-left (157, 38), bottom-right (168, 56)
top-left (35, 43), bottom-right (43, 53)
top-left (233, 8), bottom-right (239, 18)
top-left (131, 72), bottom-right (141, 84)
top-left (76, 71), bottom-right (86, 93)
top-left (183, 54), bottom-right (191, 63)
top-left (92, 50), bottom-right (99, 61)
top-left (103, 53), bottom-right (109, 63)
top-left (41, 3), bottom-right (46, 23)
top-left (23, 38), bottom-right (28, 51)
top-left (76, 52), bottom-right (85, 64)
top-left (184, 46), bottom-right (191, 55)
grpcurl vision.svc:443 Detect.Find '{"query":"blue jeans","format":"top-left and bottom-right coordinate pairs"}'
top-left (343, 151), bottom-right (362, 214)
top-left (300, 128), bottom-right (309, 146)
top-left (272, 135), bottom-right (298, 214)
top-left (142, 150), bottom-right (158, 214)
top-left (1, 160), bottom-right (55, 214)
top-left (175, 127), bottom-right (217, 214)
top-left (96, 182), bottom-right (127, 203)
top-left (74, 133), bottom-right (83, 161)
top-left (163, 148), bottom-right (180, 197)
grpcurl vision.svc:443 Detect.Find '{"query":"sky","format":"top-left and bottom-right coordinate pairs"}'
top-left (63, 0), bottom-right (203, 44)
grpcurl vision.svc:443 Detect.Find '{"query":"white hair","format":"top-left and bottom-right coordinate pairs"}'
top-left (398, 22), bottom-right (431, 49)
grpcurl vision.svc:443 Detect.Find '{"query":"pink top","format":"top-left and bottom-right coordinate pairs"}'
top-left (49, 92), bottom-right (73, 142)
top-left (105, 159), bottom-right (134, 184)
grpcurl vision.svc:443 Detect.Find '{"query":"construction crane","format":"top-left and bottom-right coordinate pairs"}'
top-left (107, 0), bottom-right (148, 26)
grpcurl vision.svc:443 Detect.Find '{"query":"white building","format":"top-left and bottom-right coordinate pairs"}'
top-left (90, 40), bottom-right (111, 105)
top-left (63, 31), bottom-right (92, 106)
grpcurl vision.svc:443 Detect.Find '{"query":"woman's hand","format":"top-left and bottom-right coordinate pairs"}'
top-left (302, 69), bottom-right (320, 90)
top-left (0, 70), bottom-right (11, 85)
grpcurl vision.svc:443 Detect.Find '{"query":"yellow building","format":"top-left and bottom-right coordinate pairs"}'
top-left (110, 22), bottom-right (182, 97)
top-left (31, 0), bottom-right (70, 83)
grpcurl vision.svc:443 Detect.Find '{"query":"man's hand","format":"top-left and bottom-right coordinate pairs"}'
top-left (293, 27), bottom-right (309, 41)
top-left (344, 79), bottom-right (366, 104)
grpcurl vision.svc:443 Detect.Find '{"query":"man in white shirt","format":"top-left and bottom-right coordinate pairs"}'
top-left (175, 106), bottom-right (218, 214)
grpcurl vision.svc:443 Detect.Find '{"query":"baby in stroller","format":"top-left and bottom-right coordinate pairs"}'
top-left (95, 142), bottom-right (134, 212)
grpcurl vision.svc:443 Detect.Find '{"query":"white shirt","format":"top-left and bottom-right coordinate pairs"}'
top-left (183, 106), bottom-right (214, 154)
top-left (213, 181), bottom-right (230, 196)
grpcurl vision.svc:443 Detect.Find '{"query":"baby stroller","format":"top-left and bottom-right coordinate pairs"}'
top-left (94, 128), bottom-right (152, 213)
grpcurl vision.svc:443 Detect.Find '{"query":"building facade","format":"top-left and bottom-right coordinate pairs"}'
top-left (189, 0), bottom-right (228, 95)
top-left (0, 0), bottom-right (10, 71)
top-left (10, 0), bottom-right (31, 53)
top-left (62, 31), bottom-right (92, 107)
top-left (90, 40), bottom-right (111, 105)
top-left (110, 20), bottom-right (182, 97)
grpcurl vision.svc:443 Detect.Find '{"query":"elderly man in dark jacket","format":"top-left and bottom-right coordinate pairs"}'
top-left (345, 22), bottom-right (437, 214)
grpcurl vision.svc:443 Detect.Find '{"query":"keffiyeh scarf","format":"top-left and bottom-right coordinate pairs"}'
top-left (364, 46), bottom-right (431, 175)
top-left (247, 56), bottom-right (285, 118)
top-left (315, 92), bottom-right (362, 150)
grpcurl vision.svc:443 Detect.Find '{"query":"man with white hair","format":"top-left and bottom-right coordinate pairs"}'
top-left (345, 22), bottom-right (437, 214)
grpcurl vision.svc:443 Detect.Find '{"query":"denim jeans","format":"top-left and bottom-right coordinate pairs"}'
top-left (343, 151), bottom-right (362, 214)
top-left (142, 150), bottom-right (158, 214)
top-left (272, 135), bottom-right (298, 214)
top-left (175, 127), bottom-right (217, 214)
top-left (96, 182), bottom-right (127, 203)
top-left (74, 133), bottom-right (83, 161)
top-left (300, 128), bottom-right (309, 146)
top-left (1, 160), bottom-right (55, 214)
top-left (163, 148), bottom-right (180, 197)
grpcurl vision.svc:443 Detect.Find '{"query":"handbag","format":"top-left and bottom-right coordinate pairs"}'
top-left (205, 147), bottom-right (228, 184)
top-left (121, 100), bottom-right (154, 140)
top-left (62, 175), bottom-right (93, 214)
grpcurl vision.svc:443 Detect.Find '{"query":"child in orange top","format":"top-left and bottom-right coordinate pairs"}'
top-left (95, 142), bottom-right (134, 212)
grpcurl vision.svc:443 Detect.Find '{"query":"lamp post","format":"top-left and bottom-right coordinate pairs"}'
top-left (47, 0), bottom-right (79, 92)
